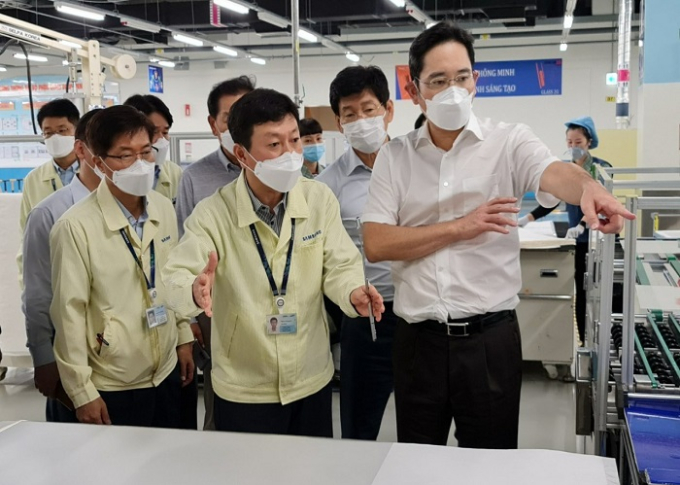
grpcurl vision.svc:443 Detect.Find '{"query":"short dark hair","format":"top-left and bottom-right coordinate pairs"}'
top-left (86, 106), bottom-right (155, 158)
top-left (299, 118), bottom-right (323, 137)
top-left (409, 21), bottom-right (475, 81)
top-left (75, 109), bottom-right (102, 141)
top-left (228, 89), bottom-right (299, 151)
top-left (207, 75), bottom-right (256, 118)
top-left (37, 98), bottom-right (80, 129)
top-left (123, 94), bottom-right (174, 128)
top-left (329, 66), bottom-right (390, 116)
top-left (566, 124), bottom-right (591, 142)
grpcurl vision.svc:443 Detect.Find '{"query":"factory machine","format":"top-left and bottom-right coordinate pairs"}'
top-left (579, 166), bottom-right (680, 485)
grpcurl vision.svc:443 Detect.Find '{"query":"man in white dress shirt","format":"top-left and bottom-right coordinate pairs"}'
top-left (362, 21), bottom-right (634, 449)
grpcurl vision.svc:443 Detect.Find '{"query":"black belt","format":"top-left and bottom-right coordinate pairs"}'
top-left (418, 310), bottom-right (514, 337)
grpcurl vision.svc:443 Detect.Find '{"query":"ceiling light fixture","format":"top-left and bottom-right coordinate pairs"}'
top-left (172, 33), bottom-right (204, 47)
top-left (0, 66), bottom-right (7, 72)
top-left (346, 52), bottom-right (360, 62)
top-left (158, 60), bottom-right (176, 68)
top-left (388, 0), bottom-right (406, 7)
top-left (214, 0), bottom-right (250, 14)
top-left (257, 11), bottom-right (289, 29)
top-left (14, 53), bottom-right (48, 62)
top-left (120, 17), bottom-right (162, 34)
top-left (559, 41), bottom-right (568, 52)
top-left (213, 45), bottom-right (238, 57)
top-left (54, 2), bottom-right (106, 21)
top-left (563, 14), bottom-right (573, 29)
top-left (298, 29), bottom-right (318, 43)
top-left (250, 57), bottom-right (266, 65)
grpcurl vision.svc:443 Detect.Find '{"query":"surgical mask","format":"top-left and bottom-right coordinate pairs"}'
top-left (153, 137), bottom-right (170, 166)
top-left (45, 134), bottom-right (75, 159)
top-left (241, 150), bottom-right (303, 193)
top-left (83, 145), bottom-right (103, 179)
top-left (220, 130), bottom-right (235, 154)
top-left (303, 143), bottom-right (326, 163)
top-left (342, 115), bottom-right (387, 154)
top-left (564, 147), bottom-right (587, 162)
top-left (101, 158), bottom-right (155, 196)
top-left (423, 86), bottom-right (473, 131)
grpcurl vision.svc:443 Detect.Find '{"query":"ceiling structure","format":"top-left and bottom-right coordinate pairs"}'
top-left (0, 0), bottom-right (642, 69)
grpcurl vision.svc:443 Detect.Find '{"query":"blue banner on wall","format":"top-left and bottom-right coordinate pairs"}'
top-left (475, 59), bottom-right (562, 97)
top-left (148, 66), bottom-right (164, 94)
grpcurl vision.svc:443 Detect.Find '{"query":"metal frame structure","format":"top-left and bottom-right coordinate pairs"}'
top-left (0, 13), bottom-right (136, 108)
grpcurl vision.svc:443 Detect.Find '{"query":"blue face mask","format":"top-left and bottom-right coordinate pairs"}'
top-left (303, 143), bottom-right (326, 163)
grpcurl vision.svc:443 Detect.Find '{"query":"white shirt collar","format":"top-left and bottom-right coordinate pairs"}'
top-left (415, 112), bottom-right (485, 150)
top-left (69, 174), bottom-right (91, 203)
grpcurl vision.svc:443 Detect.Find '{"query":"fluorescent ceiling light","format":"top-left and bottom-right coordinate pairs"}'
top-left (149, 57), bottom-right (160, 62)
top-left (172, 33), bottom-right (203, 47)
top-left (158, 60), bottom-right (175, 68)
top-left (257, 11), bottom-right (289, 29)
top-left (120, 17), bottom-right (162, 34)
top-left (559, 42), bottom-right (568, 52)
top-left (488, 18), bottom-right (525, 24)
top-left (58, 39), bottom-right (81, 49)
top-left (250, 57), bottom-right (266, 65)
top-left (55, 2), bottom-right (106, 21)
top-left (563, 14), bottom-right (573, 29)
top-left (426, 21), bottom-right (437, 29)
top-left (346, 52), bottom-right (360, 62)
top-left (0, 66), bottom-right (6, 72)
top-left (298, 29), bottom-right (318, 43)
top-left (214, 0), bottom-right (249, 14)
top-left (14, 53), bottom-right (48, 62)
top-left (213, 45), bottom-right (238, 57)
top-left (388, 0), bottom-right (406, 7)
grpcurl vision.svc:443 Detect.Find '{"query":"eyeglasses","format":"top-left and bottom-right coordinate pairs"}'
top-left (416, 72), bottom-right (475, 91)
top-left (103, 146), bottom-right (158, 164)
top-left (339, 104), bottom-right (385, 124)
top-left (43, 128), bottom-right (73, 139)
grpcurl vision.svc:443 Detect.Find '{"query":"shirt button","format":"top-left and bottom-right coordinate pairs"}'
top-left (443, 182), bottom-right (449, 187)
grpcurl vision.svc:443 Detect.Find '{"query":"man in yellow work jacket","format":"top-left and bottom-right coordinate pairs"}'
top-left (50, 106), bottom-right (194, 427)
top-left (123, 94), bottom-right (183, 205)
top-left (163, 89), bottom-right (384, 437)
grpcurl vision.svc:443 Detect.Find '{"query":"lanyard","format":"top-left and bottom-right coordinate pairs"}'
top-left (119, 228), bottom-right (155, 290)
top-left (249, 219), bottom-right (295, 302)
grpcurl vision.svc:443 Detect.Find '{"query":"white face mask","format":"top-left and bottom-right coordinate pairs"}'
top-left (423, 86), bottom-right (474, 131)
top-left (341, 115), bottom-right (387, 154)
top-left (241, 150), bottom-right (303, 194)
top-left (153, 137), bottom-right (170, 166)
top-left (220, 130), bottom-right (235, 154)
top-left (83, 145), bottom-right (103, 179)
top-left (45, 134), bottom-right (75, 159)
top-left (101, 159), bottom-right (155, 196)
top-left (563, 147), bottom-right (587, 162)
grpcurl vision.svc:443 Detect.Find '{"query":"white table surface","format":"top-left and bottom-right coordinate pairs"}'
top-left (0, 421), bottom-right (618, 485)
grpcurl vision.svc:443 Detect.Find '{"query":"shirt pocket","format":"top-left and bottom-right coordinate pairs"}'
top-left (463, 174), bottom-right (500, 216)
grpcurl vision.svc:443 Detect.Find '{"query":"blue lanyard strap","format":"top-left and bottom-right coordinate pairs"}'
top-left (249, 219), bottom-right (295, 297)
top-left (119, 229), bottom-right (155, 290)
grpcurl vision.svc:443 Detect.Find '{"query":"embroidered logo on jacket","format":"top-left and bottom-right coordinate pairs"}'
top-left (161, 235), bottom-right (171, 243)
top-left (302, 230), bottom-right (322, 242)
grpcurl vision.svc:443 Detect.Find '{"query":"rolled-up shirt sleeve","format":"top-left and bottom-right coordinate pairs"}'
top-left (362, 147), bottom-right (399, 225)
top-left (509, 124), bottom-right (561, 208)
top-left (22, 207), bottom-right (57, 367)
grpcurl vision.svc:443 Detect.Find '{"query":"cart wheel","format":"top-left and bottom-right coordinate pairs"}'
top-left (544, 364), bottom-right (559, 380)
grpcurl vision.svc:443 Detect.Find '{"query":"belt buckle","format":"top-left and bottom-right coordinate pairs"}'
top-left (445, 321), bottom-right (470, 337)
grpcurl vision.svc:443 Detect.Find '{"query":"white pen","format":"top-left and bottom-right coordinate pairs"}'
top-left (366, 276), bottom-right (377, 342)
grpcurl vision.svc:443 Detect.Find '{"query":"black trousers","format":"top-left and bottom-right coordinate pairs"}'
top-left (575, 242), bottom-right (588, 343)
top-left (98, 364), bottom-right (182, 428)
top-left (393, 311), bottom-right (523, 449)
top-left (179, 374), bottom-right (198, 430)
top-left (340, 302), bottom-right (397, 440)
top-left (46, 397), bottom-right (78, 423)
top-left (214, 383), bottom-right (333, 438)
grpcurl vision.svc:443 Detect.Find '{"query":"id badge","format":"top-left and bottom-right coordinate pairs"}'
top-left (146, 305), bottom-right (168, 328)
top-left (266, 313), bottom-right (297, 335)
